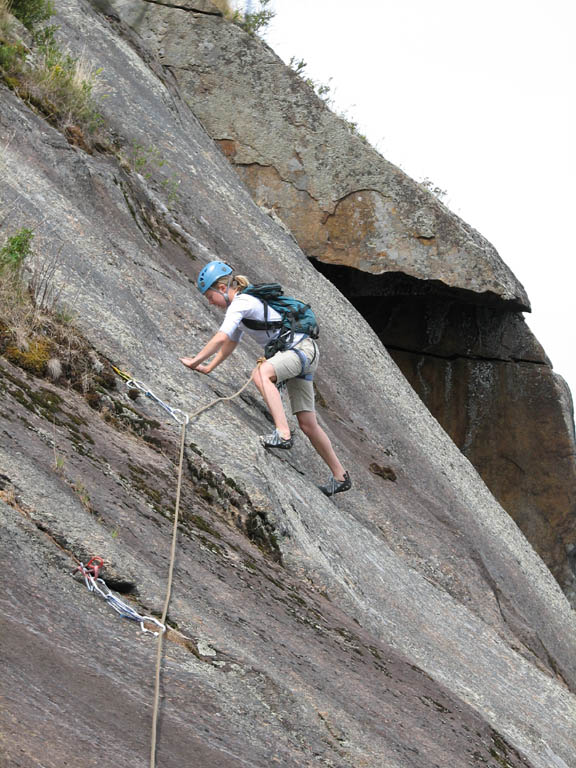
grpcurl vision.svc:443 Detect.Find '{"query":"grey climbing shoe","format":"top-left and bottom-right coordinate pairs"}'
top-left (319, 471), bottom-right (352, 497)
top-left (260, 429), bottom-right (293, 450)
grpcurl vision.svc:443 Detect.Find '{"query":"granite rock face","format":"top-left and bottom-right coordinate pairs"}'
top-left (115, 0), bottom-right (576, 599)
top-left (314, 264), bottom-right (576, 602)
top-left (1, 2), bottom-right (576, 767)
top-left (391, 345), bottom-right (576, 599)
top-left (122, 1), bottom-right (529, 307)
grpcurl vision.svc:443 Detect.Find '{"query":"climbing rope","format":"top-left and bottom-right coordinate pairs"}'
top-left (70, 365), bottom-right (261, 765)
top-left (150, 419), bottom-right (187, 768)
top-left (111, 362), bottom-right (262, 768)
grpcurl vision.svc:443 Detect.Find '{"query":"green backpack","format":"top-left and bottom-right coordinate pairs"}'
top-left (240, 283), bottom-right (320, 358)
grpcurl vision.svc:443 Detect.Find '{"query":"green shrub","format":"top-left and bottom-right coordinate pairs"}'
top-left (238, 0), bottom-right (274, 36)
top-left (421, 178), bottom-right (448, 202)
top-left (288, 56), bottom-right (307, 76)
top-left (0, 227), bottom-right (97, 391)
top-left (0, 228), bottom-right (34, 274)
top-left (5, 336), bottom-right (52, 375)
top-left (0, 39), bottom-right (25, 72)
top-left (0, 0), bottom-right (29, 75)
top-left (10, 0), bottom-right (54, 30)
top-left (125, 141), bottom-right (182, 208)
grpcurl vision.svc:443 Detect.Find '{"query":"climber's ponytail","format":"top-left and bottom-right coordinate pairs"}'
top-left (233, 275), bottom-right (250, 292)
top-left (213, 273), bottom-right (250, 292)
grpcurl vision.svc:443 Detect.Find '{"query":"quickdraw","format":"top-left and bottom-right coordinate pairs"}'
top-left (111, 365), bottom-right (189, 426)
top-left (74, 558), bottom-right (165, 637)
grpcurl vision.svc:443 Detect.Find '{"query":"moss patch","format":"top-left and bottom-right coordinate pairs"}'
top-left (245, 508), bottom-right (281, 561)
top-left (488, 731), bottom-right (517, 768)
top-left (5, 337), bottom-right (53, 376)
top-left (187, 513), bottom-right (222, 539)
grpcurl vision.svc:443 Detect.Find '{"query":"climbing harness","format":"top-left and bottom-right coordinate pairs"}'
top-left (74, 557), bottom-right (165, 636)
top-left (290, 340), bottom-right (317, 381)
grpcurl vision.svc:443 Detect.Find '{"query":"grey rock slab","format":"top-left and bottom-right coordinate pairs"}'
top-left (1, 1), bottom-right (575, 765)
top-left (0, 389), bottom-right (540, 768)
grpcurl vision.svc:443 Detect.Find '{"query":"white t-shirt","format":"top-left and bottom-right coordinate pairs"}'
top-left (218, 293), bottom-right (305, 348)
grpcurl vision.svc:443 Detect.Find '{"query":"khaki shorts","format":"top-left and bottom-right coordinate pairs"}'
top-left (268, 338), bottom-right (319, 414)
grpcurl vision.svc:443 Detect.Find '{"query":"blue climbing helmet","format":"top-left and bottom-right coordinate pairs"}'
top-left (197, 261), bottom-right (233, 294)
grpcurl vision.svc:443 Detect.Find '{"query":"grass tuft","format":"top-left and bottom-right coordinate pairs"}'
top-left (0, 0), bottom-right (105, 147)
top-left (0, 227), bottom-right (106, 392)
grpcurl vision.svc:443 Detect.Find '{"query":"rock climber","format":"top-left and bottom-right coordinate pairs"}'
top-left (180, 261), bottom-right (351, 496)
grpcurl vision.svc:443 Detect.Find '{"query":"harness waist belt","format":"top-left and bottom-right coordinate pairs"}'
top-left (241, 318), bottom-right (282, 331)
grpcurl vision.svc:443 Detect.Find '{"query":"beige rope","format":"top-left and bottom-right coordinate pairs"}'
top-left (149, 364), bottom-right (261, 768)
top-left (186, 363), bottom-right (261, 423)
top-left (149, 419), bottom-right (186, 768)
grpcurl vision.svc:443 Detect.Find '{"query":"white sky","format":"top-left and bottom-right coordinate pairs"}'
top-left (259, 0), bottom-right (576, 407)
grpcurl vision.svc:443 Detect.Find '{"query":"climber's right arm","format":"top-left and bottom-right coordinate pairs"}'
top-left (194, 335), bottom-right (238, 374)
top-left (179, 331), bottom-right (233, 372)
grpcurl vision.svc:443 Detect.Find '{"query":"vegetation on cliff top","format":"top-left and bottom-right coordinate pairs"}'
top-left (214, 0), bottom-right (274, 36)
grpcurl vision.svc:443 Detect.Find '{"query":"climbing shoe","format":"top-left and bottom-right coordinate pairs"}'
top-left (319, 471), bottom-right (352, 497)
top-left (260, 429), bottom-right (293, 450)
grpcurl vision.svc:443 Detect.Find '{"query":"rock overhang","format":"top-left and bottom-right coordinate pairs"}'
top-left (114, 0), bottom-right (531, 310)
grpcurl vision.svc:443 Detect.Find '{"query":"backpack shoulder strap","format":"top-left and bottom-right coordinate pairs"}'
top-left (240, 284), bottom-right (283, 333)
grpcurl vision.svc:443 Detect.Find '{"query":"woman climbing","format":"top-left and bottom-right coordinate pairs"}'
top-left (180, 261), bottom-right (351, 496)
